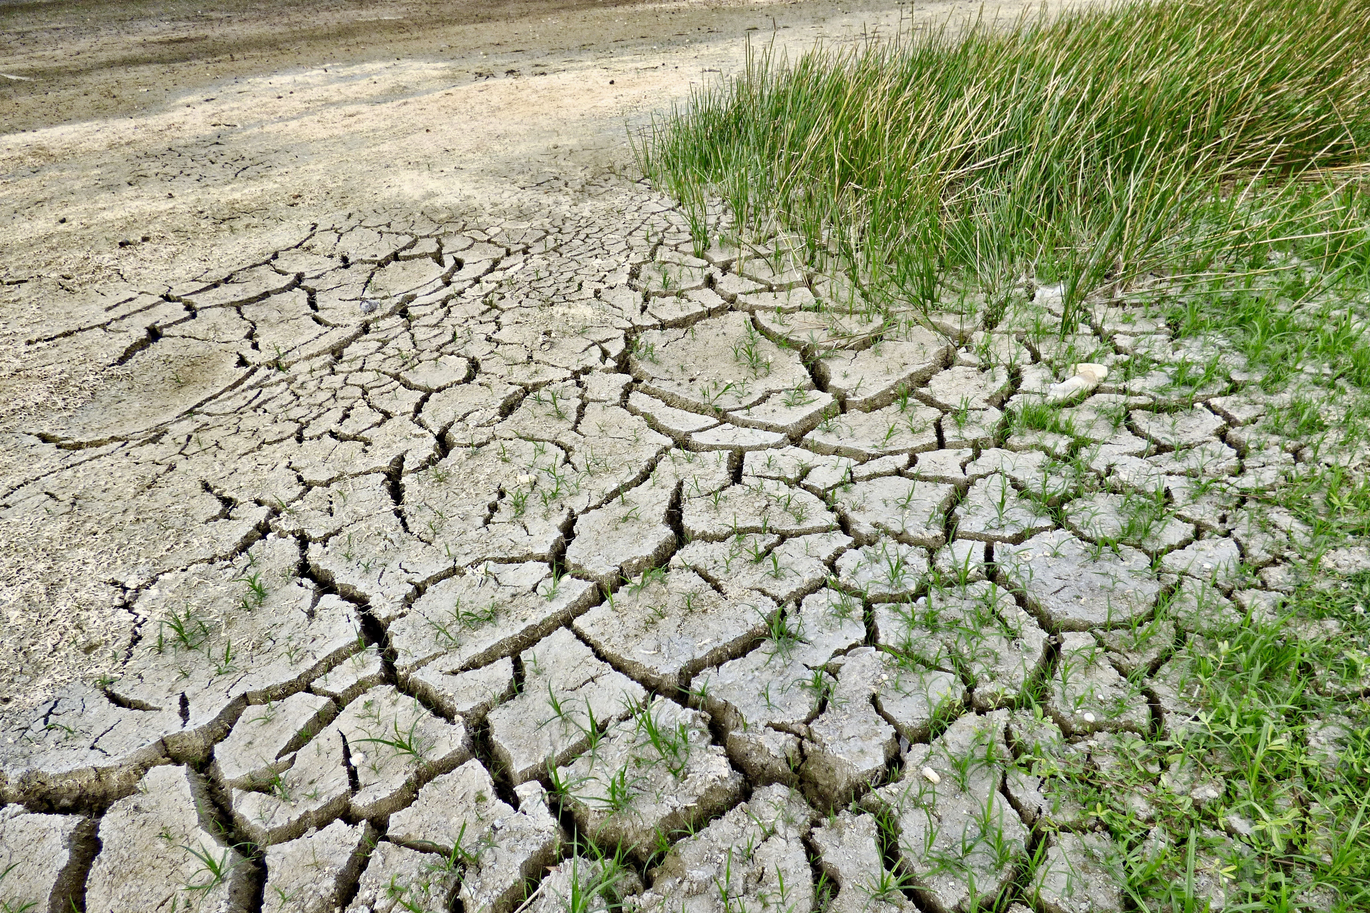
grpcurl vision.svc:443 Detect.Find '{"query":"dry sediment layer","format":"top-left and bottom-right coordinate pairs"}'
top-left (1, 0), bottom-right (1357, 909)
top-left (0, 178), bottom-right (1342, 911)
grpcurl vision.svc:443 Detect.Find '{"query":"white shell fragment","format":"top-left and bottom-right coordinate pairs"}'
top-left (921, 766), bottom-right (941, 784)
top-left (1046, 362), bottom-right (1109, 403)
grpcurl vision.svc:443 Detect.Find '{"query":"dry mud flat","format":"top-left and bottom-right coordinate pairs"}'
top-left (2, 183), bottom-right (1353, 911)
top-left (1, 0), bottom-right (1362, 911)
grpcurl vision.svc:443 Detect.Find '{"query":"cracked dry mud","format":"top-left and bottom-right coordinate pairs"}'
top-left (2, 2), bottom-right (1361, 912)
top-left (3, 176), bottom-right (1346, 910)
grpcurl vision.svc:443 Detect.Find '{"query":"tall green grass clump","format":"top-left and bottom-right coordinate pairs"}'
top-left (639, 0), bottom-right (1370, 325)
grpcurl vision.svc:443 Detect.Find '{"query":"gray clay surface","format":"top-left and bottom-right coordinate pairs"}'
top-left (0, 0), bottom-right (1345, 910)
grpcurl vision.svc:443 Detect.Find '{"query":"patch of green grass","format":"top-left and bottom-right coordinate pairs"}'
top-left (538, 840), bottom-right (637, 913)
top-left (639, 0), bottom-right (1370, 331)
top-left (1024, 571), bottom-right (1370, 911)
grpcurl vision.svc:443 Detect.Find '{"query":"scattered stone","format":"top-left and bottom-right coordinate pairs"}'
top-left (1048, 632), bottom-right (1151, 735)
top-left (874, 711), bottom-right (1028, 913)
top-left (1046, 363), bottom-right (1108, 403)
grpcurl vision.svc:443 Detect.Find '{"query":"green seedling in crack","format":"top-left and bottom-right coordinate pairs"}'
top-left (545, 761), bottom-right (586, 805)
top-left (352, 714), bottom-right (430, 764)
top-left (732, 326), bottom-right (772, 377)
top-left (258, 768), bottom-right (291, 802)
top-left (592, 764), bottom-right (645, 812)
top-left (557, 844), bottom-right (636, 913)
top-left (174, 840), bottom-right (235, 899)
top-left (574, 698), bottom-right (606, 756)
top-left (209, 639), bottom-right (237, 677)
top-left (800, 669), bottom-right (835, 713)
top-left (633, 701), bottom-right (692, 778)
top-left (759, 607), bottom-right (802, 655)
top-left (233, 570), bottom-right (267, 611)
top-left (432, 820), bottom-right (492, 871)
top-left (158, 604), bottom-right (212, 654)
top-left (863, 865), bottom-right (916, 904)
top-left (0, 862), bottom-right (37, 913)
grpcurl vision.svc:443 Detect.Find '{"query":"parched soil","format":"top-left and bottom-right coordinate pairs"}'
top-left (10, 2), bottom-right (1353, 912)
top-left (0, 0), bottom-right (1038, 712)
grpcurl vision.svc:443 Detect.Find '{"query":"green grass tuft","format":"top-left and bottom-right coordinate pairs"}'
top-left (639, 0), bottom-right (1370, 328)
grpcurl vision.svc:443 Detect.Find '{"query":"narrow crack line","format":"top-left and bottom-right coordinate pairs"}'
top-left (0, 440), bottom-right (135, 503)
top-left (23, 297), bottom-right (163, 345)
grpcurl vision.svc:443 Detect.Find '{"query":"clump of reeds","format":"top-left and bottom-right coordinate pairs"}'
top-left (639, 0), bottom-right (1370, 324)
